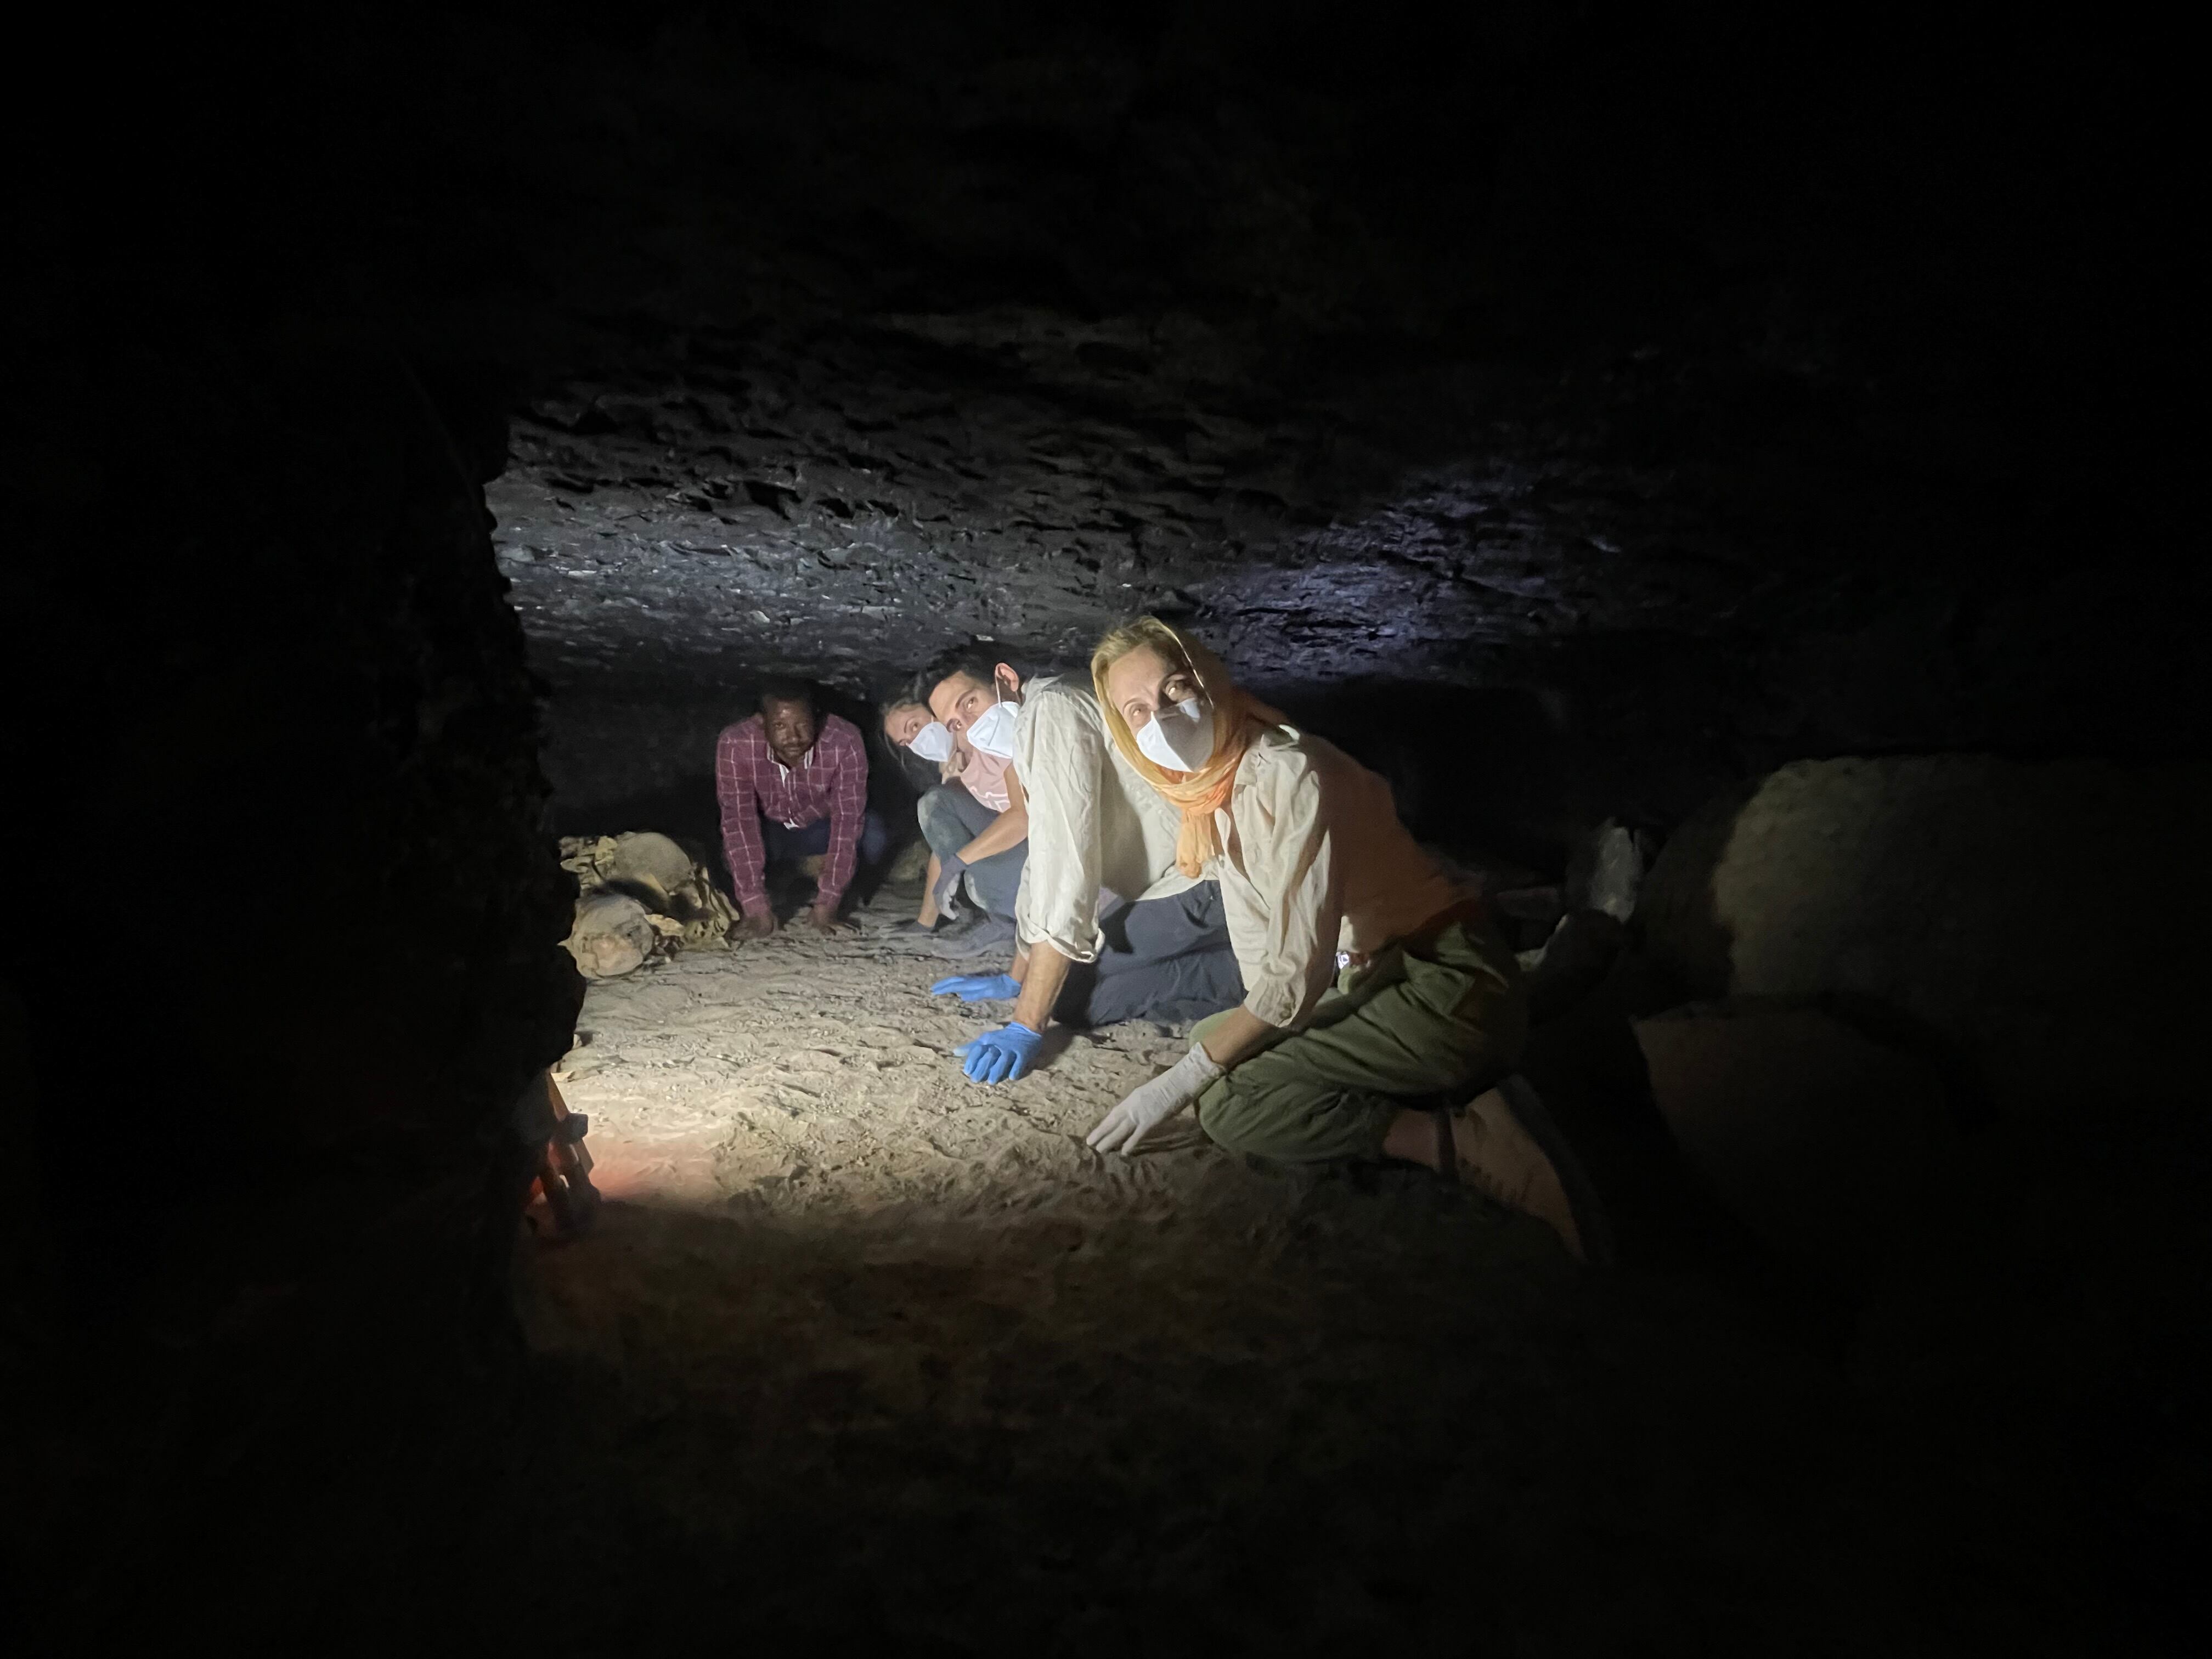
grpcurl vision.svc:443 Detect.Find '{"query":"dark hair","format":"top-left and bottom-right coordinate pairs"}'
top-left (755, 677), bottom-right (814, 712)
top-left (913, 646), bottom-right (1015, 707)
top-left (873, 692), bottom-right (925, 769)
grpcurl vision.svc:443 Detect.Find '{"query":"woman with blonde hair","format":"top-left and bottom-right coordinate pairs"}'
top-left (1085, 617), bottom-right (1605, 1262)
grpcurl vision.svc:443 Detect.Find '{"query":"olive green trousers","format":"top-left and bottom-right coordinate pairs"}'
top-left (1190, 916), bottom-right (1527, 1163)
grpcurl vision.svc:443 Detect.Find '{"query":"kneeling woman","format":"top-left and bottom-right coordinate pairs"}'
top-left (1085, 618), bottom-right (1604, 1262)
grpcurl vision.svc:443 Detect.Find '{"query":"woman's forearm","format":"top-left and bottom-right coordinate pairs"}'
top-left (1198, 1005), bottom-right (1279, 1069)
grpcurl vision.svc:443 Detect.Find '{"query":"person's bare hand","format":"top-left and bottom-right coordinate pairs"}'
top-left (733, 910), bottom-right (777, 940)
top-left (804, 900), bottom-right (848, 934)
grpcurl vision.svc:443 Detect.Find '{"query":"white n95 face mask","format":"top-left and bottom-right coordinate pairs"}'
top-left (907, 720), bottom-right (955, 763)
top-left (967, 697), bottom-right (1019, 759)
top-left (1136, 697), bottom-right (1216, 772)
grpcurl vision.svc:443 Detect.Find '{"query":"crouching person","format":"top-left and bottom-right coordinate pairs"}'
top-left (882, 686), bottom-right (1028, 936)
top-left (1082, 619), bottom-right (1608, 1265)
top-left (920, 645), bottom-right (1244, 1080)
top-left (717, 680), bottom-right (887, 936)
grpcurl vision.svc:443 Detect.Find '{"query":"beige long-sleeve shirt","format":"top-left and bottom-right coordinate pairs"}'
top-left (1209, 726), bottom-right (1470, 1029)
top-left (1012, 674), bottom-right (1197, 963)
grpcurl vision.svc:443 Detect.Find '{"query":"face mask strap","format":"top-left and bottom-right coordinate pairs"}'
top-left (967, 697), bottom-right (1020, 759)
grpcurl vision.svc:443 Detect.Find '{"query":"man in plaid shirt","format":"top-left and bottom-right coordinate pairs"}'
top-left (716, 681), bottom-right (887, 936)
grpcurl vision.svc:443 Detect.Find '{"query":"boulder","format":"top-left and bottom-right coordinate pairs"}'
top-left (1634, 757), bottom-right (2210, 1119)
top-left (1634, 1002), bottom-right (1957, 1285)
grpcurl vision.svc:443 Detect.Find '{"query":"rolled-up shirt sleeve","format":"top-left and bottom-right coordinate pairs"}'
top-left (1012, 685), bottom-right (1108, 963)
top-left (1222, 753), bottom-right (1342, 1029)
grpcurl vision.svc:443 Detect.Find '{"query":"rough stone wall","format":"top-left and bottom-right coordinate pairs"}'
top-left (7, 8), bottom-right (2202, 1627)
top-left (12, 301), bottom-right (581, 1630)
top-left (537, 693), bottom-right (742, 839)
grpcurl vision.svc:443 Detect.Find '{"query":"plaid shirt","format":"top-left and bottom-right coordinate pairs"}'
top-left (715, 712), bottom-right (869, 911)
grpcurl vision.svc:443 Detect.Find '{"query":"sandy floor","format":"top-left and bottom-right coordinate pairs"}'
top-left (551, 888), bottom-right (1221, 1220)
top-left (505, 882), bottom-right (2060, 1652)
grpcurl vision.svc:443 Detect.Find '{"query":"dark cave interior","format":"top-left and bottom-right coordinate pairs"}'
top-left (11, 5), bottom-right (2207, 1651)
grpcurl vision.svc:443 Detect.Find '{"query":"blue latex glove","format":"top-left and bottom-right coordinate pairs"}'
top-left (930, 973), bottom-right (1021, 1003)
top-left (955, 1022), bottom-right (1043, 1084)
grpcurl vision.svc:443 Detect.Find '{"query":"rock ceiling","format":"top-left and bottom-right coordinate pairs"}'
top-left (403, 9), bottom-right (2187, 748)
top-left (488, 312), bottom-right (1786, 698)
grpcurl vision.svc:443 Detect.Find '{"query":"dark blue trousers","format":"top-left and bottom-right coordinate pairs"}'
top-left (760, 811), bottom-right (891, 875)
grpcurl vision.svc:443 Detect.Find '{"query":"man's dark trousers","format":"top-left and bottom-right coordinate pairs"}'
top-left (1054, 881), bottom-right (1244, 1028)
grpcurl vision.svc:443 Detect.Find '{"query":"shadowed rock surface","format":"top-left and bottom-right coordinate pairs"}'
top-left (1634, 755), bottom-right (2212, 1119)
top-left (13, 6), bottom-right (2205, 1652)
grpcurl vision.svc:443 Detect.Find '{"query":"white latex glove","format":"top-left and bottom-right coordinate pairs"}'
top-left (1085, 1043), bottom-right (1224, 1155)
